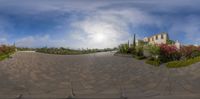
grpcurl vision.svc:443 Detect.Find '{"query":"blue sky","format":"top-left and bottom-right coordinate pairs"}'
top-left (0, 0), bottom-right (200, 48)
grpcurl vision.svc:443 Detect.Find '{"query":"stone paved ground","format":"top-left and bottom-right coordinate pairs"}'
top-left (0, 51), bottom-right (200, 99)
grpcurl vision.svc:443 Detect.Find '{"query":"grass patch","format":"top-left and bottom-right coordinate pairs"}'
top-left (0, 45), bottom-right (15, 61)
top-left (146, 60), bottom-right (161, 66)
top-left (133, 55), bottom-right (146, 60)
top-left (0, 54), bottom-right (10, 61)
top-left (146, 57), bottom-right (161, 66)
top-left (166, 56), bottom-right (200, 68)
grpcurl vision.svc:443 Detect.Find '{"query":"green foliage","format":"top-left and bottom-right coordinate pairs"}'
top-left (146, 44), bottom-right (160, 56)
top-left (144, 44), bottom-right (181, 65)
top-left (0, 45), bottom-right (15, 55)
top-left (36, 47), bottom-right (115, 55)
top-left (118, 43), bottom-right (129, 54)
top-left (167, 56), bottom-right (200, 68)
top-left (144, 45), bottom-right (162, 66)
top-left (37, 47), bottom-right (77, 55)
top-left (137, 40), bottom-right (145, 46)
top-left (0, 45), bottom-right (16, 61)
top-left (135, 46), bottom-right (144, 57)
top-left (17, 47), bottom-right (36, 51)
top-left (167, 39), bottom-right (175, 44)
top-left (118, 34), bottom-right (138, 54)
top-left (0, 54), bottom-right (10, 61)
top-left (190, 50), bottom-right (200, 58)
top-left (118, 34), bottom-right (200, 67)
top-left (131, 41), bottom-right (146, 60)
top-left (134, 55), bottom-right (146, 60)
top-left (146, 59), bottom-right (161, 66)
top-left (133, 34), bottom-right (136, 48)
top-left (180, 45), bottom-right (200, 59)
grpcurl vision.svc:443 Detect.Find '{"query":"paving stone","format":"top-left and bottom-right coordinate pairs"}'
top-left (0, 52), bottom-right (199, 99)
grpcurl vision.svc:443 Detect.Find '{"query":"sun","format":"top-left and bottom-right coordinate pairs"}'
top-left (95, 33), bottom-right (106, 43)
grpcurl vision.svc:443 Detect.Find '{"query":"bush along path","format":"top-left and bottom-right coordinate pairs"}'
top-left (144, 44), bottom-right (200, 68)
top-left (118, 37), bottom-right (200, 68)
top-left (0, 45), bottom-right (16, 61)
top-left (166, 56), bottom-right (200, 68)
top-left (36, 47), bottom-right (116, 55)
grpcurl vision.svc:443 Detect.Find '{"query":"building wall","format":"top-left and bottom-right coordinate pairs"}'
top-left (143, 33), bottom-right (181, 50)
top-left (175, 40), bottom-right (181, 49)
top-left (144, 33), bottom-right (168, 44)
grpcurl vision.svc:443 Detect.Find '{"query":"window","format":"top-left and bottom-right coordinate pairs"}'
top-left (161, 34), bottom-right (164, 39)
top-left (152, 37), bottom-right (154, 41)
top-left (156, 35), bottom-right (158, 40)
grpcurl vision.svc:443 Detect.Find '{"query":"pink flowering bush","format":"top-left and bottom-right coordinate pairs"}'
top-left (146, 44), bottom-right (200, 66)
top-left (180, 45), bottom-right (200, 59)
top-left (159, 44), bottom-right (181, 62)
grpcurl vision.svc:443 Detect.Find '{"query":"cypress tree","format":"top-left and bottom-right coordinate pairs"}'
top-left (128, 40), bottom-right (129, 48)
top-left (133, 34), bottom-right (136, 48)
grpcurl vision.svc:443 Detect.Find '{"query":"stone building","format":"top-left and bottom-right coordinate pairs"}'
top-left (143, 32), bottom-right (169, 44)
top-left (143, 32), bottom-right (181, 49)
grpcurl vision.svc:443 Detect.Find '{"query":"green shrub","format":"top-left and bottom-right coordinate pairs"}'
top-left (0, 45), bottom-right (15, 61)
top-left (167, 39), bottom-right (175, 44)
top-left (36, 47), bottom-right (115, 55)
top-left (0, 54), bottom-right (10, 61)
top-left (146, 59), bottom-right (161, 66)
top-left (132, 46), bottom-right (146, 60)
top-left (180, 45), bottom-right (200, 59)
top-left (118, 44), bottom-right (129, 54)
top-left (133, 55), bottom-right (146, 60)
top-left (135, 46), bottom-right (143, 56)
top-left (146, 57), bottom-right (161, 66)
top-left (146, 44), bottom-right (160, 56)
top-left (190, 50), bottom-right (200, 58)
top-left (166, 56), bottom-right (200, 68)
top-left (17, 47), bottom-right (36, 51)
top-left (144, 44), bottom-right (181, 63)
top-left (144, 44), bottom-right (160, 60)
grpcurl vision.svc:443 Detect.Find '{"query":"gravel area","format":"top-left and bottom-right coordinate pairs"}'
top-left (0, 51), bottom-right (199, 99)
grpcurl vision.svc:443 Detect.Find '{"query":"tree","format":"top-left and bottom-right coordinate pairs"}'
top-left (127, 40), bottom-right (129, 48)
top-left (133, 34), bottom-right (136, 48)
top-left (167, 39), bottom-right (175, 44)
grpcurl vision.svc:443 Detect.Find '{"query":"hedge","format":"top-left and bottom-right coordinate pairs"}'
top-left (146, 60), bottom-right (161, 66)
top-left (0, 54), bottom-right (10, 61)
top-left (133, 55), bottom-right (146, 60)
top-left (166, 56), bottom-right (200, 68)
top-left (0, 45), bottom-right (15, 61)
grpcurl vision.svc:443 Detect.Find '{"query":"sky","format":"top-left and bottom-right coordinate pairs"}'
top-left (0, 0), bottom-right (200, 48)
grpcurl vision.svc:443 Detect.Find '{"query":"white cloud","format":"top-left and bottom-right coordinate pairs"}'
top-left (16, 35), bottom-right (49, 47)
top-left (0, 32), bottom-right (8, 44)
top-left (0, 38), bottom-right (7, 44)
top-left (1, 0), bottom-right (200, 47)
top-left (69, 9), bottom-right (156, 48)
top-left (15, 35), bottom-right (69, 48)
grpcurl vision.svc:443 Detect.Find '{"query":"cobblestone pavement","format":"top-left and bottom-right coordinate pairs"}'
top-left (0, 52), bottom-right (200, 99)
